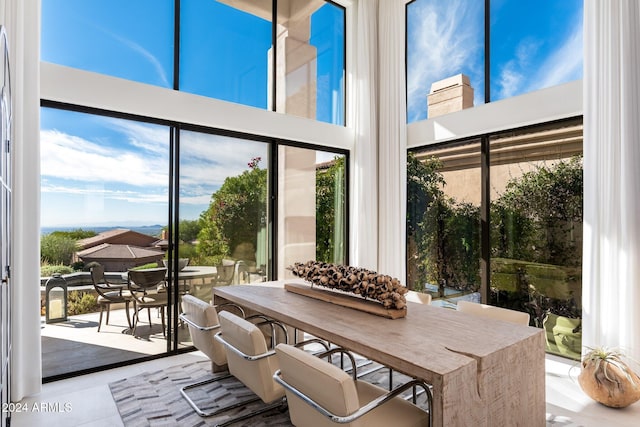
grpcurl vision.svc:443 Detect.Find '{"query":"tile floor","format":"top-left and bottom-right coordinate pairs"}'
top-left (11, 352), bottom-right (640, 427)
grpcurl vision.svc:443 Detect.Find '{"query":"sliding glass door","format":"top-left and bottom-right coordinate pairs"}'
top-left (40, 107), bottom-right (171, 379)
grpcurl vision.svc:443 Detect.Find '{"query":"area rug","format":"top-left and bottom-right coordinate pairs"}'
top-left (109, 360), bottom-right (291, 427)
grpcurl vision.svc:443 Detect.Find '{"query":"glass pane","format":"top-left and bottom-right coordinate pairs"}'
top-left (490, 0), bottom-right (583, 101)
top-left (276, 1), bottom-right (345, 125)
top-left (178, 130), bottom-right (269, 307)
top-left (40, 107), bottom-right (170, 377)
top-left (41, 0), bottom-right (174, 88)
top-left (279, 147), bottom-right (346, 278)
top-left (490, 118), bottom-right (583, 360)
top-left (406, 142), bottom-right (482, 306)
top-left (179, 0), bottom-right (272, 108)
top-left (406, 0), bottom-right (485, 123)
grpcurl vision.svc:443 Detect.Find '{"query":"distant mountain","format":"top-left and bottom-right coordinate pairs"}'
top-left (41, 224), bottom-right (165, 238)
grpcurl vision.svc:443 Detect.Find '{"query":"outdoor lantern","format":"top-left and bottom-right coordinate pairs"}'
top-left (45, 273), bottom-right (68, 324)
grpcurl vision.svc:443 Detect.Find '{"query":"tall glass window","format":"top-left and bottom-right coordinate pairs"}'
top-left (406, 0), bottom-right (485, 123)
top-left (490, 118), bottom-right (583, 360)
top-left (312, 2), bottom-right (346, 125)
top-left (407, 118), bottom-right (584, 360)
top-left (276, 2), bottom-right (345, 125)
top-left (406, 141), bottom-right (481, 305)
top-left (41, 0), bottom-right (174, 88)
top-left (490, 0), bottom-right (583, 101)
top-left (179, 0), bottom-right (272, 108)
top-left (40, 107), bottom-right (170, 378)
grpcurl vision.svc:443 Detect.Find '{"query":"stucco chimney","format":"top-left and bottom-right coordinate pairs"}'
top-left (427, 74), bottom-right (474, 118)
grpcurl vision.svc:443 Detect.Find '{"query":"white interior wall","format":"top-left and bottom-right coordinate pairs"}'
top-left (40, 62), bottom-right (354, 152)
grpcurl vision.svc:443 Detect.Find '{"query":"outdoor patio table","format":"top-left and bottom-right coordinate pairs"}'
top-left (213, 280), bottom-right (545, 427)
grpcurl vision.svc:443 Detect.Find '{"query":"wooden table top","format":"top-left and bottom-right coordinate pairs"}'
top-left (213, 280), bottom-right (541, 379)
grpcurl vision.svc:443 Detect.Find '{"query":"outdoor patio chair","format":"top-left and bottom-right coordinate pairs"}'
top-left (274, 343), bottom-right (432, 427)
top-left (90, 264), bottom-right (133, 332)
top-left (212, 311), bottom-right (288, 426)
top-left (127, 268), bottom-right (169, 337)
top-left (178, 295), bottom-right (246, 417)
top-left (456, 300), bottom-right (530, 325)
top-left (213, 259), bottom-right (236, 286)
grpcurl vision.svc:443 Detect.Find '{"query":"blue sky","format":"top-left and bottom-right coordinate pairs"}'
top-left (406, 0), bottom-right (583, 122)
top-left (40, 0), bottom-right (582, 228)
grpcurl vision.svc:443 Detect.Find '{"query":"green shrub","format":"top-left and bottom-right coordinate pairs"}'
top-left (67, 291), bottom-right (98, 315)
top-left (70, 261), bottom-right (85, 271)
top-left (130, 262), bottom-right (161, 270)
top-left (40, 264), bottom-right (74, 277)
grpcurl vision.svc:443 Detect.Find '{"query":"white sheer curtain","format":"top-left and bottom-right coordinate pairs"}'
top-left (583, 0), bottom-right (640, 363)
top-left (351, 0), bottom-right (379, 271)
top-left (377, 0), bottom-right (407, 279)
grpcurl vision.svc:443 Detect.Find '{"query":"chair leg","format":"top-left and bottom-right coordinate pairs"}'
top-left (98, 305), bottom-right (104, 332)
top-left (181, 373), bottom-right (286, 422)
top-left (132, 306), bottom-right (140, 337)
top-left (160, 307), bottom-right (166, 337)
top-left (124, 301), bottom-right (132, 329)
top-left (105, 305), bottom-right (110, 325)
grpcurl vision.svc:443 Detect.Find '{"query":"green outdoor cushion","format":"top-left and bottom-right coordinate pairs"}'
top-left (543, 313), bottom-right (582, 360)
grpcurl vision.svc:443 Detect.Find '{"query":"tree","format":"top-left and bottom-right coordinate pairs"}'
top-left (406, 153), bottom-right (446, 290)
top-left (407, 153), bottom-right (480, 292)
top-left (41, 233), bottom-right (78, 265)
top-left (316, 157), bottom-right (345, 263)
top-left (493, 156), bottom-right (583, 267)
top-left (197, 157), bottom-right (267, 263)
top-left (178, 219), bottom-right (201, 243)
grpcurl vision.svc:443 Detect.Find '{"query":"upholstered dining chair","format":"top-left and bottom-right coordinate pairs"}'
top-left (405, 290), bottom-right (432, 305)
top-left (274, 343), bottom-right (432, 427)
top-left (90, 264), bottom-right (132, 332)
top-left (456, 300), bottom-right (530, 325)
top-left (127, 268), bottom-right (169, 337)
top-left (178, 295), bottom-right (246, 417)
top-left (213, 311), bottom-right (288, 425)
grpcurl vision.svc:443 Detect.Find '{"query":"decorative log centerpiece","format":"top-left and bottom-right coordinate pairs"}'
top-left (287, 261), bottom-right (409, 318)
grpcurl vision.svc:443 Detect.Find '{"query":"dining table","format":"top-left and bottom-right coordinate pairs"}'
top-left (213, 280), bottom-right (546, 427)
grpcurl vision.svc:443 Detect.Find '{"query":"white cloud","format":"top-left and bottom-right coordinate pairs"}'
top-left (496, 64), bottom-right (523, 99)
top-left (528, 19), bottom-right (583, 92)
top-left (40, 129), bottom-right (168, 188)
top-left (94, 24), bottom-right (170, 87)
top-left (107, 119), bottom-right (170, 156)
top-left (179, 194), bottom-right (213, 206)
top-left (41, 124), bottom-right (272, 212)
top-left (179, 131), bottom-right (267, 190)
top-left (41, 181), bottom-right (167, 203)
top-left (407, 0), bottom-right (484, 122)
